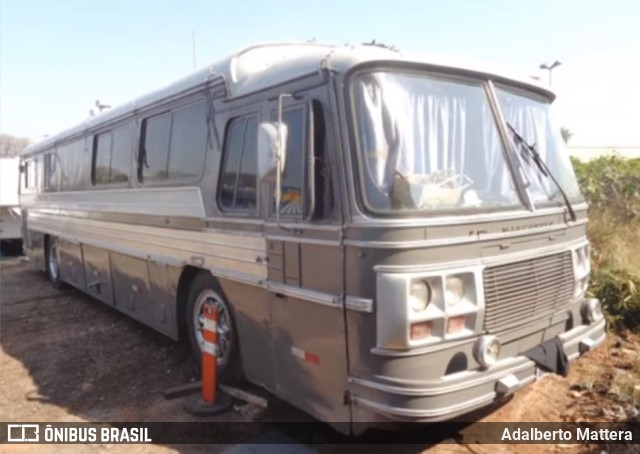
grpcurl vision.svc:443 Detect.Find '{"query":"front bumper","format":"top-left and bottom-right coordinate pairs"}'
top-left (350, 317), bottom-right (606, 423)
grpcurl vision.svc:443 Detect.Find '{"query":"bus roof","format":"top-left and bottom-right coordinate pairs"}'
top-left (23, 42), bottom-right (553, 156)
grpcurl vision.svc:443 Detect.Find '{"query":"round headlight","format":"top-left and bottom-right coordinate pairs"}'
top-left (445, 276), bottom-right (465, 306)
top-left (410, 281), bottom-right (431, 312)
top-left (474, 335), bottom-right (501, 368)
top-left (581, 298), bottom-right (602, 324)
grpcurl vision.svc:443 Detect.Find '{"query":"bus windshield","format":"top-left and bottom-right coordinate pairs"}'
top-left (351, 71), bottom-right (580, 214)
top-left (495, 85), bottom-right (582, 205)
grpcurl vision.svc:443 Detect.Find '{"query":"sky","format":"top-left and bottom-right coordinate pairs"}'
top-left (1, 0), bottom-right (639, 146)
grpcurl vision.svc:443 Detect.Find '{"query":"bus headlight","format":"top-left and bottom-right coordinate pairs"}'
top-left (445, 276), bottom-right (465, 307)
top-left (573, 243), bottom-right (591, 297)
top-left (376, 267), bottom-right (485, 350)
top-left (581, 298), bottom-right (603, 324)
top-left (410, 280), bottom-right (431, 312)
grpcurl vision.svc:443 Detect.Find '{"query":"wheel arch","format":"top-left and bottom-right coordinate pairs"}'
top-left (176, 265), bottom-right (202, 342)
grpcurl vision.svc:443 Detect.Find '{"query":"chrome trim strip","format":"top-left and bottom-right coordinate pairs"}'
top-left (352, 391), bottom-right (497, 419)
top-left (346, 220), bottom-right (585, 250)
top-left (208, 265), bottom-right (265, 287)
top-left (31, 226), bottom-right (267, 288)
top-left (349, 360), bottom-right (532, 398)
top-left (265, 222), bottom-right (341, 232)
top-left (374, 237), bottom-right (587, 273)
top-left (201, 227), bottom-right (263, 239)
top-left (265, 235), bottom-right (341, 247)
top-left (29, 186), bottom-right (207, 218)
top-left (205, 217), bottom-right (264, 225)
top-left (39, 227), bottom-right (187, 268)
top-left (371, 337), bottom-right (476, 357)
top-left (347, 204), bottom-right (588, 228)
top-left (267, 282), bottom-right (343, 308)
top-left (345, 296), bottom-right (374, 313)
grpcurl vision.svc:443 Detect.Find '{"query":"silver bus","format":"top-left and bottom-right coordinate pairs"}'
top-left (19, 42), bottom-right (605, 434)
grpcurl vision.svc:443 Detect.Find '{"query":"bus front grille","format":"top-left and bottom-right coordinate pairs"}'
top-left (482, 251), bottom-right (575, 333)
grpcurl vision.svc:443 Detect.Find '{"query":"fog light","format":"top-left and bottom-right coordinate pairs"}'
top-left (410, 321), bottom-right (432, 340)
top-left (581, 298), bottom-right (603, 324)
top-left (473, 335), bottom-right (501, 368)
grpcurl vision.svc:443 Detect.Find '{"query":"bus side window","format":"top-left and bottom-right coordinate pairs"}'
top-left (92, 132), bottom-right (112, 185)
top-left (139, 102), bottom-right (207, 183)
top-left (110, 126), bottom-right (132, 183)
top-left (311, 100), bottom-right (334, 220)
top-left (92, 125), bottom-right (133, 186)
top-left (168, 102), bottom-right (207, 179)
top-left (274, 107), bottom-right (305, 218)
top-left (270, 102), bottom-right (333, 220)
top-left (43, 152), bottom-right (56, 192)
top-left (140, 112), bottom-right (171, 181)
top-left (218, 115), bottom-right (258, 213)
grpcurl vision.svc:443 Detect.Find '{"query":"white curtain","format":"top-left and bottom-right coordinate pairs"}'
top-left (497, 88), bottom-right (581, 202)
top-left (355, 73), bottom-right (519, 210)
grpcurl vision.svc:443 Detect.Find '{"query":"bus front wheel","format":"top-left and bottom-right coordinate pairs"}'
top-left (186, 272), bottom-right (242, 383)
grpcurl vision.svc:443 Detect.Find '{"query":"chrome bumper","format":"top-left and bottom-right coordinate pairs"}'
top-left (350, 317), bottom-right (606, 422)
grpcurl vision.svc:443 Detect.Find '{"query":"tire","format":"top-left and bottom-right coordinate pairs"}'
top-left (45, 237), bottom-right (64, 289)
top-left (186, 272), bottom-right (242, 383)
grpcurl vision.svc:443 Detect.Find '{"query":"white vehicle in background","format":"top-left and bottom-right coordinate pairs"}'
top-left (0, 157), bottom-right (23, 244)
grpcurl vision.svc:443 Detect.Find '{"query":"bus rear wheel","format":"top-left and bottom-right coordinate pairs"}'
top-left (186, 272), bottom-right (242, 384)
top-left (46, 237), bottom-right (64, 289)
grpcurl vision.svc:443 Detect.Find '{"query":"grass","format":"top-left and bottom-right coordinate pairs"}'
top-left (572, 155), bottom-right (640, 333)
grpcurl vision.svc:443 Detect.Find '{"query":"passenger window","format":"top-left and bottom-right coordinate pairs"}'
top-left (92, 126), bottom-right (132, 185)
top-left (277, 107), bottom-right (305, 217)
top-left (168, 102), bottom-right (207, 179)
top-left (218, 115), bottom-right (258, 212)
top-left (43, 152), bottom-right (56, 191)
top-left (139, 101), bottom-right (207, 183)
top-left (60, 140), bottom-right (86, 191)
top-left (141, 112), bottom-right (171, 181)
top-left (93, 132), bottom-right (112, 184)
top-left (110, 126), bottom-right (132, 183)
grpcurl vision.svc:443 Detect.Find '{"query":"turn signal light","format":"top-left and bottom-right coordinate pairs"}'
top-left (410, 321), bottom-right (432, 340)
top-left (447, 316), bottom-right (466, 334)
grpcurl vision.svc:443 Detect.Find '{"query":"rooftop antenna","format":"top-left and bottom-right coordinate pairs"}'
top-left (192, 30), bottom-right (197, 70)
top-left (95, 100), bottom-right (111, 113)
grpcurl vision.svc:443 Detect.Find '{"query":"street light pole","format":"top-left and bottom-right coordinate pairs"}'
top-left (540, 61), bottom-right (562, 86)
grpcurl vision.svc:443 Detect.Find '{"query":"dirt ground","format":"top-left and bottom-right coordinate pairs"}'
top-left (1, 256), bottom-right (638, 453)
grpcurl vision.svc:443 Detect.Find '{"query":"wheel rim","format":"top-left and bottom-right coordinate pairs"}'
top-left (48, 242), bottom-right (59, 281)
top-left (193, 289), bottom-right (233, 366)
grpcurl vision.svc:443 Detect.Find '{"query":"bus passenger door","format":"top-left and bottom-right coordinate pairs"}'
top-left (264, 95), bottom-right (349, 424)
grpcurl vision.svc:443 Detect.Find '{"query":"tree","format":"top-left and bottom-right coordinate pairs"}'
top-left (560, 128), bottom-right (573, 145)
top-left (0, 134), bottom-right (32, 157)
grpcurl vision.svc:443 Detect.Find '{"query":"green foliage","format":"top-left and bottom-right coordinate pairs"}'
top-left (589, 267), bottom-right (640, 332)
top-left (571, 154), bottom-right (640, 222)
top-left (572, 154), bottom-right (640, 332)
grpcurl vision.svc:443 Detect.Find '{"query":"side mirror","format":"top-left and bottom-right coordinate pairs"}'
top-left (257, 122), bottom-right (288, 183)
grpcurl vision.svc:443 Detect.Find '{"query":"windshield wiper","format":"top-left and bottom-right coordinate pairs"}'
top-left (506, 122), bottom-right (576, 222)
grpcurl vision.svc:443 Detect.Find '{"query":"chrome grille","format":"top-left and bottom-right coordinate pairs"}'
top-left (483, 251), bottom-right (574, 333)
